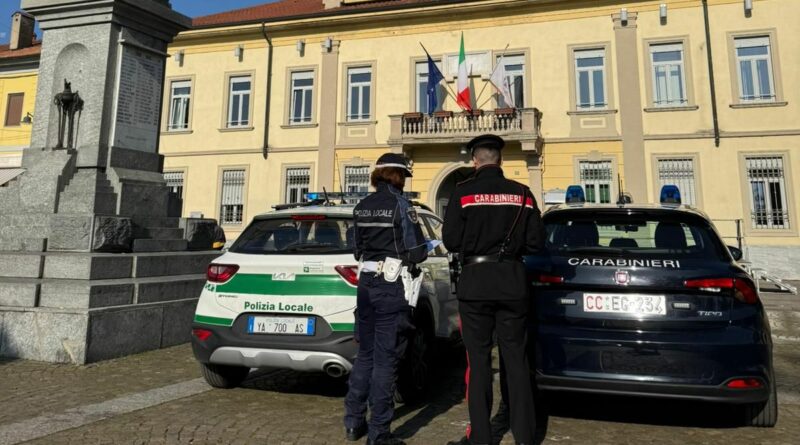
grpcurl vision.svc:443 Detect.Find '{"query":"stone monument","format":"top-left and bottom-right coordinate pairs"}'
top-left (0, 0), bottom-right (220, 364)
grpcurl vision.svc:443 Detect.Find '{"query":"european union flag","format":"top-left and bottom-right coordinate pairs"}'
top-left (426, 53), bottom-right (445, 115)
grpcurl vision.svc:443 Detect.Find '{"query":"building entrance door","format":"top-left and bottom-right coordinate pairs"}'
top-left (434, 167), bottom-right (474, 216)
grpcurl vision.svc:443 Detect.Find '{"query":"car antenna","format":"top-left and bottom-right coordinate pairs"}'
top-left (322, 187), bottom-right (331, 206)
top-left (616, 174), bottom-right (632, 205)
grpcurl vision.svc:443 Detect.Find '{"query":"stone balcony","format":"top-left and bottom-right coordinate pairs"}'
top-left (389, 107), bottom-right (543, 152)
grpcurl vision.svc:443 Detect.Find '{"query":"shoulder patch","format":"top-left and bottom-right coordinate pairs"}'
top-left (406, 207), bottom-right (419, 224)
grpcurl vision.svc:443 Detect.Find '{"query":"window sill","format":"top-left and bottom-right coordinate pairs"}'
top-left (644, 105), bottom-right (699, 113)
top-left (338, 120), bottom-right (377, 127)
top-left (281, 123), bottom-right (319, 129)
top-left (161, 129), bottom-right (193, 135)
top-left (730, 101), bottom-right (788, 109)
top-left (744, 227), bottom-right (798, 237)
top-left (567, 109), bottom-right (618, 116)
top-left (218, 126), bottom-right (255, 133)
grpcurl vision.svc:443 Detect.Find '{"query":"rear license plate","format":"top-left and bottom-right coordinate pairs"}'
top-left (247, 316), bottom-right (316, 335)
top-left (583, 293), bottom-right (666, 316)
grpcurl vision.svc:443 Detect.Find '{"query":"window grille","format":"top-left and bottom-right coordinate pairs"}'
top-left (746, 156), bottom-right (789, 229)
top-left (163, 171), bottom-right (185, 200)
top-left (579, 160), bottom-right (612, 204)
top-left (344, 166), bottom-right (370, 203)
top-left (220, 169), bottom-right (245, 224)
top-left (285, 167), bottom-right (310, 204)
top-left (657, 158), bottom-right (696, 206)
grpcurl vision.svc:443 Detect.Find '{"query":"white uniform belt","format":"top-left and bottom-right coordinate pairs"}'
top-left (360, 261), bottom-right (382, 273)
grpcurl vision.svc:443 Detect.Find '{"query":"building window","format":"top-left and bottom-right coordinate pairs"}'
top-left (220, 169), bottom-right (245, 225)
top-left (415, 61), bottom-right (443, 114)
top-left (344, 165), bottom-right (370, 193)
top-left (574, 49), bottom-right (606, 109)
top-left (164, 171), bottom-right (185, 200)
top-left (347, 67), bottom-right (372, 121)
top-left (290, 71), bottom-right (314, 124)
top-left (285, 167), bottom-right (310, 204)
top-left (735, 36), bottom-right (776, 103)
top-left (227, 76), bottom-right (252, 128)
top-left (657, 158), bottom-right (696, 206)
top-left (167, 80), bottom-right (191, 131)
top-left (746, 156), bottom-right (789, 230)
top-left (650, 43), bottom-right (687, 107)
top-left (579, 160), bottom-right (612, 204)
top-left (4, 93), bottom-right (24, 127)
top-left (496, 54), bottom-right (525, 108)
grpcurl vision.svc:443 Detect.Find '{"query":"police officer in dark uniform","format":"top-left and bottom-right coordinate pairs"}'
top-left (344, 153), bottom-right (428, 445)
top-left (443, 135), bottom-right (545, 445)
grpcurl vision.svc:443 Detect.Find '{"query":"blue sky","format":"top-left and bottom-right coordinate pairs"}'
top-left (0, 0), bottom-right (274, 44)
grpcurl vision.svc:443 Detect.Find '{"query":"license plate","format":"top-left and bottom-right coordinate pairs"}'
top-left (247, 316), bottom-right (316, 335)
top-left (583, 293), bottom-right (666, 316)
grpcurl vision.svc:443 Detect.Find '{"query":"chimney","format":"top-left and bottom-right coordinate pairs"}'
top-left (10, 11), bottom-right (35, 51)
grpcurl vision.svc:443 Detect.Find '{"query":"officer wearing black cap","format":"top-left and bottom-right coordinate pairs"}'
top-left (443, 135), bottom-right (545, 445)
top-left (344, 153), bottom-right (428, 445)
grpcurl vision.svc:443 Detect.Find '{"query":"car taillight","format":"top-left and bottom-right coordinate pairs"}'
top-left (684, 277), bottom-right (758, 304)
top-left (726, 378), bottom-right (763, 389)
top-left (535, 274), bottom-right (565, 284)
top-left (192, 328), bottom-right (212, 341)
top-left (207, 264), bottom-right (239, 283)
top-left (335, 265), bottom-right (359, 286)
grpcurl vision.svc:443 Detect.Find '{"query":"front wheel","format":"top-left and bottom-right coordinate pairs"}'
top-left (744, 379), bottom-right (778, 427)
top-left (199, 363), bottom-right (250, 389)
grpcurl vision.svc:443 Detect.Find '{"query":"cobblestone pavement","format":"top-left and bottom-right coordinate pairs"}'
top-left (2, 293), bottom-right (799, 445)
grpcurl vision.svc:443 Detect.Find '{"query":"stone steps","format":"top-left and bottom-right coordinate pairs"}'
top-left (58, 191), bottom-right (118, 214)
top-left (132, 238), bottom-right (189, 252)
top-left (133, 226), bottom-right (185, 240)
top-left (133, 216), bottom-right (181, 229)
top-left (0, 273), bottom-right (205, 310)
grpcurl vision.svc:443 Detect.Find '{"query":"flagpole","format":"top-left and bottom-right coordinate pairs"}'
top-left (474, 43), bottom-right (510, 107)
top-left (419, 42), bottom-right (465, 111)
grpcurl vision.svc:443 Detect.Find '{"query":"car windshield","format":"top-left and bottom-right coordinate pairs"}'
top-left (544, 213), bottom-right (728, 260)
top-left (231, 216), bottom-right (355, 255)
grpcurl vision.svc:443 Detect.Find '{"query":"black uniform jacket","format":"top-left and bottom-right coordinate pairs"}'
top-left (443, 165), bottom-right (545, 300)
top-left (353, 182), bottom-right (428, 265)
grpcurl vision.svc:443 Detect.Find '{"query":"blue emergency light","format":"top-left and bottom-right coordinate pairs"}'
top-left (660, 185), bottom-right (682, 205)
top-left (565, 185), bottom-right (586, 204)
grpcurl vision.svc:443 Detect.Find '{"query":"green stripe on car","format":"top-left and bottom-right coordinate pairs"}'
top-left (330, 323), bottom-right (355, 332)
top-left (194, 315), bottom-right (234, 327)
top-left (216, 274), bottom-right (356, 296)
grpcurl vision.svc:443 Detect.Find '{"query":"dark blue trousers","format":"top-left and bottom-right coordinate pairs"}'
top-left (344, 272), bottom-right (411, 441)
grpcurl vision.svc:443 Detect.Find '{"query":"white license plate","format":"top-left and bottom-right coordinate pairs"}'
top-left (247, 316), bottom-right (316, 335)
top-left (583, 293), bottom-right (666, 316)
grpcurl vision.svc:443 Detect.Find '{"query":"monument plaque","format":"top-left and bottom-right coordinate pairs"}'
top-left (113, 45), bottom-right (164, 152)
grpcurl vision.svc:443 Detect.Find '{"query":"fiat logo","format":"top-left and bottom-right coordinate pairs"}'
top-left (614, 270), bottom-right (630, 286)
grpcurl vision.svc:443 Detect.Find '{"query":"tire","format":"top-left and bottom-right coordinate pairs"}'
top-left (396, 309), bottom-right (433, 404)
top-left (199, 362), bottom-right (250, 389)
top-left (744, 379), bottom-right (778, 427)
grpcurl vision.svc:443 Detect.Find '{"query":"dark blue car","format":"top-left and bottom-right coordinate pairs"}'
top-left (525, 190), bottom-right (776, 427)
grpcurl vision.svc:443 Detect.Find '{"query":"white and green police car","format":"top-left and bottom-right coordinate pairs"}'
top-left (191, 195), bottom-right (460, 400)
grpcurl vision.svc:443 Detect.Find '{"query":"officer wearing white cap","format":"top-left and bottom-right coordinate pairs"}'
top-left (344, 153), bottom-right (428, 445)
top-left (443, 134), bottom-right (545, 445)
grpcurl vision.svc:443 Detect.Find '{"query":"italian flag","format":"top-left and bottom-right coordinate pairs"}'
top-left (456, 32), bottom-right (472, 111)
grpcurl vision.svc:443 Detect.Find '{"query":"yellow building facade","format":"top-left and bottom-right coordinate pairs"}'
top-left (160, 0), bottom-right (800, 276)
top-left (0, 11), bottom-right (39, 181)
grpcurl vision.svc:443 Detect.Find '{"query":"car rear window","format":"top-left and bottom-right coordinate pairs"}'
top-left (231, 216), bottom-right (355, 255)
top-left (544, 213), bottom-right (727, 260)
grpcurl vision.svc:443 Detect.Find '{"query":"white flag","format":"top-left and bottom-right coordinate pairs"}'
top-left (489, 57), bottom-right (514, 108)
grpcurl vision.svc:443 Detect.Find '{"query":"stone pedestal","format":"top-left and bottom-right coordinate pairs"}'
top-left (0, 1), bottom-right (219, 364)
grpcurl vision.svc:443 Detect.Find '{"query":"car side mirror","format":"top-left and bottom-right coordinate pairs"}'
top-left (728, 245), bottom-right (743, 262)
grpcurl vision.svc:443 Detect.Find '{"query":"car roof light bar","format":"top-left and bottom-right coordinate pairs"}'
top-left (565, 185), bottom-right (586, 204)
top-left (660, 185), bottom-right (682, 205)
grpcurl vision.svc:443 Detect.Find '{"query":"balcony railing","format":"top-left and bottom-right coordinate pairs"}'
top-left (389, 107), bottom-right (542, 151)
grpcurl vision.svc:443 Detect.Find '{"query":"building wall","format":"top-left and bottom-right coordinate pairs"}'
top-left (156, 0), bottom-right (800, 264)
top-left (0, 70), bottom-right (37, 167)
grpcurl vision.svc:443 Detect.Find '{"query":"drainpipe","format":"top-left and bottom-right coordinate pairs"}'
top-left (261, 22), bottom-right (273, 159)
top-left (702, 0), bottom-right (721, 147)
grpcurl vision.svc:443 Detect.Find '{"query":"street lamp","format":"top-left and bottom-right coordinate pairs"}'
top-left (21, 112), bottom-right (33, 125)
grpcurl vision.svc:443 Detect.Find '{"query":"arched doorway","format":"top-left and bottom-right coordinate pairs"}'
top-left (434, 166), bottom-right (474, 216)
